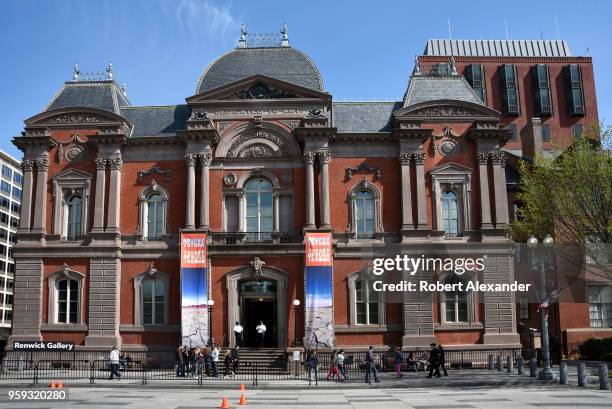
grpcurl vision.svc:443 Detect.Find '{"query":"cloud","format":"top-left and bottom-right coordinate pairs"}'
top-left (175, 0), bottom-right (237, 37)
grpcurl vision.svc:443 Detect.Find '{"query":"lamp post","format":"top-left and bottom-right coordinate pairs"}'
top-left (207, 298), bottom-right (215, 345)
top-left (292, 299), bottom-right (301, 347)
top-left (527, 234), bottom-right (554, 380)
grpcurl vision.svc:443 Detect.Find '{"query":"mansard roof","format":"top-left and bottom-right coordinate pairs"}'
top-left (45, 80), bottom-right (131, 114)
top-left (424, 39), bottom-right (572, 57)
top-left (195, 46), bottom-right (324, 94)
top-left (120, 105), bottom-right (189, 138)
top-left (332, 102), bottom-right (402, 133)
top-left (403, 74), bottom-right (485, 107)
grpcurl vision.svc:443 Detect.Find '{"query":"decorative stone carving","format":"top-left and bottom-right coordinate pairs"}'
top-left (438, 140), bottom-right (458, 156)
top-left (56, 143), bottom-right (64, 164)
top-left (61, 263), bottom-right (70, 279)
top-left (413, 152), bottom-right (426, 165)
top-left (227, 130), bottom-right (285, 158)
top-left (35, 158), bottom-right (50, 171)
top-left (477, 152), bottom-right (490, 165)
top-left (95, 157), bottom-right (107, 170)
top-left (147, 262), bottom-right (158, 278)
top-left (223, 172), bottom-right (237, 186)
top-left (47, 114), bottom-right (104, 124)
top-left (489, 152), bottom-right (507, 167)
top-left (65, 146), bottom-right (84, 162)
top-left (307, 108), bottom-right (325, 118)
top-left (280, 173), bottom-right (292, 184)
top-left (303, 151), bottom-right (315, 164)
top-left (318, 151), bottom-right (331, 164)
top-left (217, 121), bottom-right (233, 132)
top-left (22, 159), bottom-right (34, 172)
top-left (280, 120), bottom-right (300, 129)
top-left (345, 162), bottom-right (382, 181)
top-left (137, 166), bottom-right (172, 182)
top-left (399, 153), bottom-right (412, 165)
top-left (189, 110), bottom-right (209, 121)
top-left (199, 152), bottom-right (213, 166)
top-left (185, 154), bottom-right (197, 166)
top-left (250, 257), bottom-right (266, 281)
top-left (107, 157), bottom-right (122, 171)
top-left (412, 106), bottom-right (480, 118)
top-left (240, 145), bottom-right (273, 158)
top-left (220, 82), bottom-right (298, 100)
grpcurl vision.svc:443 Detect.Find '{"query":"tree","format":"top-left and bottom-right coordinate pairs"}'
top-left (513, 125), bottom-right (611, 278)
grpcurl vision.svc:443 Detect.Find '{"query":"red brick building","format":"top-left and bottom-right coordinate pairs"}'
top-left (7, 32), bottom-right (608, 355)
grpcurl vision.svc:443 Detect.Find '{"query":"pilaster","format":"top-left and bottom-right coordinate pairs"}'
top-left (185, 153), bottom-right (196, 230)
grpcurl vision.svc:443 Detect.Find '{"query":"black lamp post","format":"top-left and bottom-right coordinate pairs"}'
top-left (293, 299), bottom-right (301, 347)
top-left (207, 298), bottom-right (215, 345)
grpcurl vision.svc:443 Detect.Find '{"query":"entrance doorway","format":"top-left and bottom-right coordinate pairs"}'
top-left (239, 280), bottom-right (277, 348)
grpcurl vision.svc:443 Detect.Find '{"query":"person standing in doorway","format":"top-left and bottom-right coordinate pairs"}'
top-left (437, 345), bottom-right (448, 376)
top-left (256, 321), bottom-right (267, 348)
top-left (108, 346), bottom-right (121, 380)
top-left (364, 345), bottom-right (380, 384)
top-left (233, 321), bottom-right (244, 347)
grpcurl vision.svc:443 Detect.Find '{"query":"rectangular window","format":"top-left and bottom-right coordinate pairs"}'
top-left (0, 196), bottom-right (8, 210)
top-left (500, 64), bottom-right (520, 115)
top-left (573, 124), bottom-right (583, 139)
top-left (0, 181), bottom-right (10, 194)
top-left (532, 64), bottom-right (552, 116)
top-left (10, 202), bottom-right (19, 214)
top-left (507, 123), bottom-right (518, 140)
top-left (0, 212), bottom-right (8, 226)
top-left (1, 165), bottom-right (12, 180)
top-left (563, 64), bottom-right (585, 116)
top-left (13, 173), bottom-right (22, 185)
top-left (466, 64), bottom-right (486, 102)
top-left (519, 294), bottom-right (530, 319)
top-left (588, 286), bottom-right (612, 328)
top-left (355, 279), bottom-right (379, 325)
top-left (9, 217), bottom-right (17, 229)
top-left (541, 123), bottom-right (551, 142)
top-left (12, 187), bottom-right (21, 201)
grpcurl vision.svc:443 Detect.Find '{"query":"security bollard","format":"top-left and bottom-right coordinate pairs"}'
top-left (487, 354), bottom-right (493, 370)
top-left (507, 356), bottom-right (513, 373)
top-left (517, 357), bottom-right (524, 375)
top-left (577, 363), bottom-right (587, 387)
top-left (496, 355), bottom-right (502, 371)
top-left (599, 364), bottom-right (610, 391)
top-left (529, 358), bottom-right (537, 377)
top-left (559, 361), bottom-right (568, 385)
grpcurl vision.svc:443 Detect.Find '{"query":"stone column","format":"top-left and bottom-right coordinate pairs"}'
top-left (477, 152), bottom-right (493, 229)
top-left (399, 153), bottom-right (413, 229)
top-left (273, 192), bottom-right (280, 232)
top-left (199, 152), bottom-right (212, 230)
top-left (31, 156), bottom-right (49, 235)
top-left (318, 151), bottom-right (331, 229)
top-left (18, 160), bottom-right (34, 233)
top-left (491, 152), bottom-right (510, 227)
top-left (185, 154), bottom-right (196, 230)
top-left (106, 157), bottom-right (122, 234)
top-left (414, 153), bottom-right (428, 229)
top-left (303, 151), bottom-right (316, 229)
top-left (85, 258), bottom-right (122, 347)
top-left (402, 267), bottom-right (437, 348)
top-left (91, 157), bottom-right (107, 233)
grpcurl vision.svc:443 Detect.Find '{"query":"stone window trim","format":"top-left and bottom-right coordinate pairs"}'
top-left (437, 271), bottom-right (478, 325)
top-left (47, 267), bottom-right (85, 325)
top-left (346, 178), bottom-right (384, 240)
top-left (429, 163), bottom-right (472, 237)
top-left (347, 269), bottom-right (386, 328)
top-left (136, 181), bottom-right (170, 241)
top-left (133, 269), bottom-right (170, 326)
top-left (51, 169), bottom-right (92, 239)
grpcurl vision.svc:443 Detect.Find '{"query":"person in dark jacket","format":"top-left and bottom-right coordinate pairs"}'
top-left (393, 346), bottom-right (403, 378)
top-left (364, 345), bottom-right (380, 384)
top-left (437, 345), bottom-right (448, 376)
top-left (230, 347), bottom-right (240, 375)
top-left (426, 343), bottom-right (440, 378)
top-left (176, 345), bottom-right (186, 377)
top-left (307, 349), bottom-right (319, 383)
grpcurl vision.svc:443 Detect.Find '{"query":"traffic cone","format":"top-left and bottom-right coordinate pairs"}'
top-left (240, 383), bottom-right (245, 392)
top-left (49, 381), bottom-right (56, 388)
top-left (57, 380), bottom-right (63, 389)
top-left (220, 396), bottom-right (230, 409)
top-left (239, 393), bottom-right (247, 405)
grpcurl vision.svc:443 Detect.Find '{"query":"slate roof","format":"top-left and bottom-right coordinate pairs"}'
top-left (424, 39), bottom-right (572, 57)
top-left (332, 102), bottom-right (402, 133)
top-left (120, 105), bottom-right (189, 137)
top-left (196, 47), bottom-right (323, 93)
top-left (45, 80), bottom-right (130, 114)
top-left (403, 75), bottom-right (485, 107)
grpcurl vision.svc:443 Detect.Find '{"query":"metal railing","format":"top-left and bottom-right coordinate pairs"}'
top-left (209, 231), bottom-right (303, 244)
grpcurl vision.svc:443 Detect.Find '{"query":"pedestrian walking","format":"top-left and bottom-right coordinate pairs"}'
top-left (364, 345), bottom-right (380, 384)
top-left (108, 346), bottom-right (121, 380)
top-left (394, 346), bottom-right (403, 378)
top-left (223, 349), bottom-right (233, 377)
top-left (211, 344), bottom-right (219, 377)
top-left (233, 321), bottom-right (244, 347)
top-left (231, 347), bottom-right (240, 375)
top-left (326, 349), bottom-right (342, 381)
top-left (426, 343), bottom-right (440, 378)
top-left (203, 346), bottom-right (212, 376)
top-left (437, 345), bottom-right (448, 376)
top-left (307, 349), bottom-right (319, 382)
top-left (256, 321), bottom-right (267, 348)
top-left (337, 349), bottom-right (348, 379)
top-left (175, 345), bottom-right (186, 377)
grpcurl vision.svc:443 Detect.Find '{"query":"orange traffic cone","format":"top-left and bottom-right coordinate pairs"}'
top-left (239, 393), bottom-right (247, 405)
top-left (57, 380), bottom-right (63, 389)
top-left (240, 383), bottom-right (245, 392)
top-left (220, 396), bottom-right (230, 409)
top-left (49, 381), bottom-right (56, 388)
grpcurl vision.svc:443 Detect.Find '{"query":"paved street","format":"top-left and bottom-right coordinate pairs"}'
top-left (0, 370), bottom-right (609, 408)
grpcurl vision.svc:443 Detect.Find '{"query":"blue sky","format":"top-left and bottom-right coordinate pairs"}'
top-left (1, 0), bottom-right (611, 159)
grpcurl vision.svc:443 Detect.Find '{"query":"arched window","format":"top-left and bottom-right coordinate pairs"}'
top-left (245, 178), bottom-right (273, 241)
top-left (355, 191), bottom-right (375, 239)
top-left (142, 277), bottom-right (166, 325)
top-left (443, 275), bottom-right (468, 323)
top-left (66, 196), bottom-right (82, 240)
top-left (146, 193), bottom-right (164, 240)
top-left (57, 278), bottom-right (79, 324)
top-left (441, 190), bottom-right (459, 237)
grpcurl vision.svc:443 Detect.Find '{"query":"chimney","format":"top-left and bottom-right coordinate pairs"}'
top-left (524, 117), bottom-right (543, 160)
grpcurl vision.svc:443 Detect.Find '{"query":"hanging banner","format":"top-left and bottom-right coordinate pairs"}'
top-left (180, 233), bottom-right (209, 347)
top-left (304, 232), bottom-right (334, 349)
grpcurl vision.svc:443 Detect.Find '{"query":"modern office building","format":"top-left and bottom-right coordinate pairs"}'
top-left (6, 28), bottom-right (608, 354)
top-left (0, 150), bottom-right (22, 348)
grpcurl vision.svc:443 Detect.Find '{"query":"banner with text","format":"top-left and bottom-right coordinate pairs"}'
top-left (304, 232), bottom-right (334, 348)
top-left (180, 233), bottom-right (209, 347)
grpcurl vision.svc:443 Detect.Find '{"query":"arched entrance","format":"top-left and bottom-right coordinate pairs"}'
top-left (226, 266), bottom-right (287, 348)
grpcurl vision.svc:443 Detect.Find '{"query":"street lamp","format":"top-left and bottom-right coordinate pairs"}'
top-left (527, 234), bottom-right (554, 380)
top-left (292, 299), bottom-right (301, 347)
top-left (207, 299), bottom-right (215, 345)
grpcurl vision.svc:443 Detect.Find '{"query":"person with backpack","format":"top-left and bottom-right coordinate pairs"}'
top-left (364, 345), bottom-right (380, 384)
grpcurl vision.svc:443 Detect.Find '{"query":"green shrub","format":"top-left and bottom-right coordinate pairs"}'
top-left (579, 337), bottom-right (612, 361)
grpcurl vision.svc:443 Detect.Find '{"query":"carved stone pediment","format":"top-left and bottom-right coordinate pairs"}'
top-left (220, 82), bottom-right (299, 100)
top-left (24, 107), bottom-right (131, 132)
top-left (394, 100), bottom-right (501, 122)
top-left (216, 123), bottom-right (302, 159)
